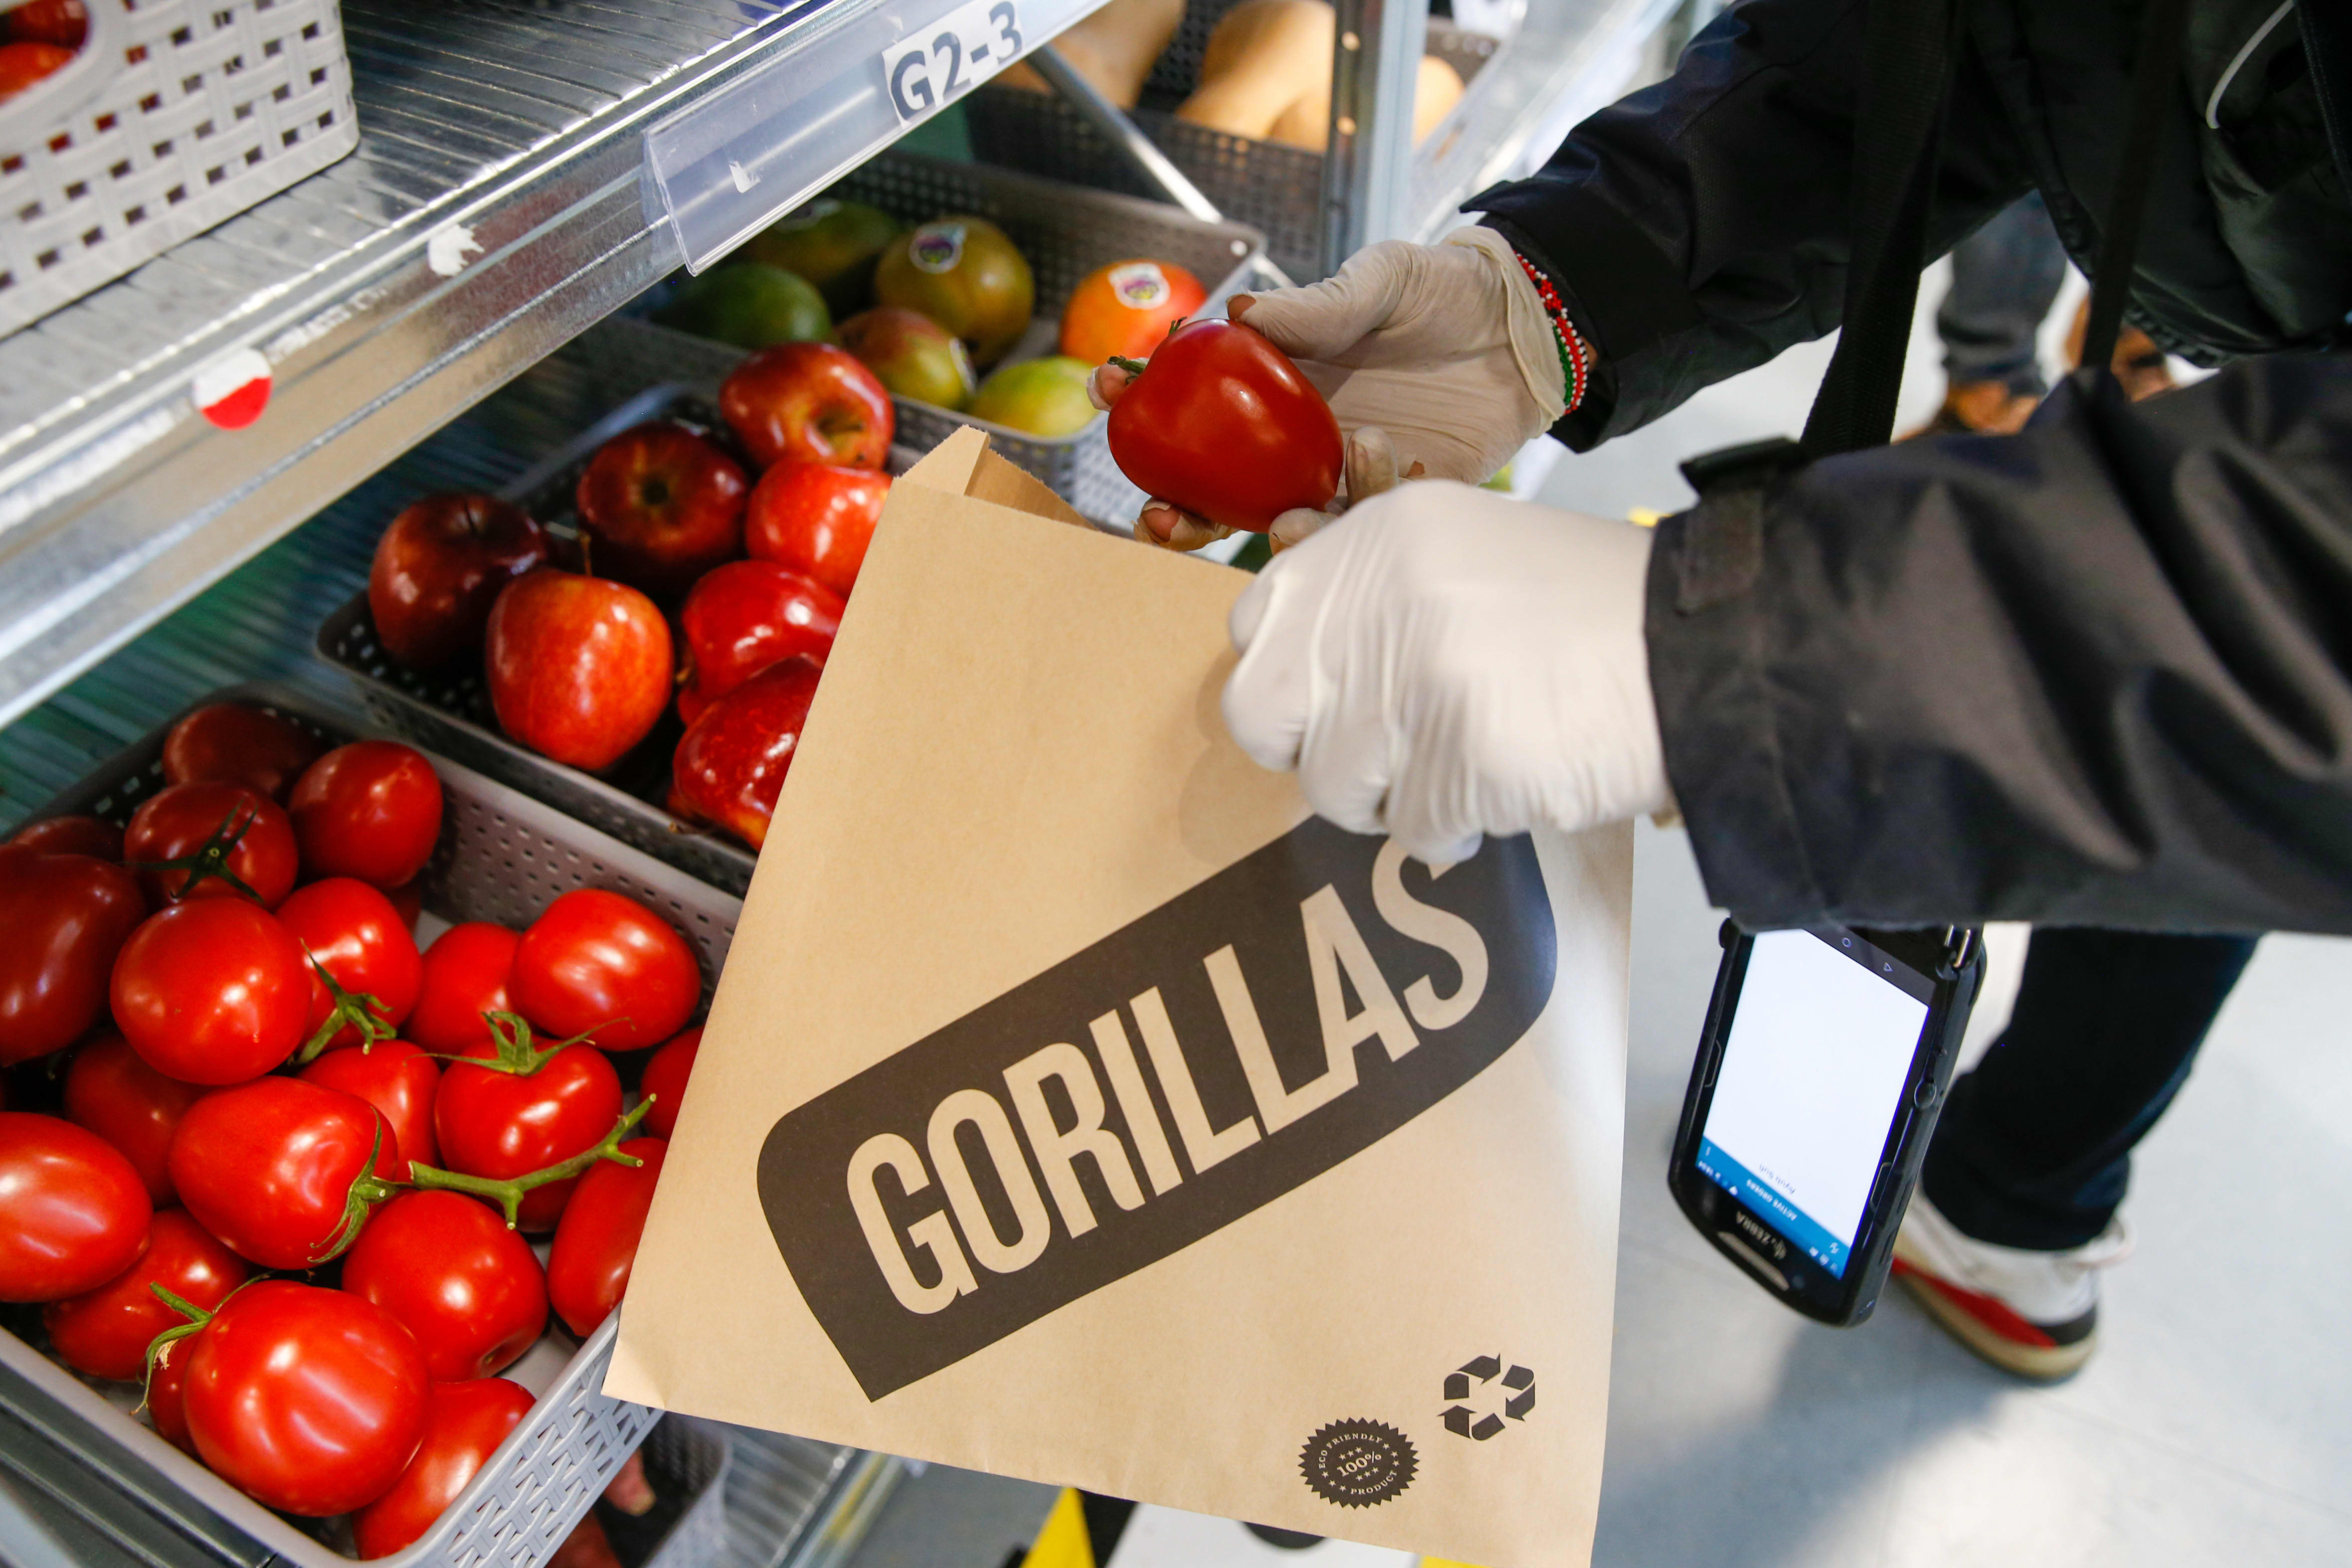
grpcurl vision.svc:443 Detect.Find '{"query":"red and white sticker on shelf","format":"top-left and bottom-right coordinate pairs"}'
top-left (191, 347), bottom-right (273, 431)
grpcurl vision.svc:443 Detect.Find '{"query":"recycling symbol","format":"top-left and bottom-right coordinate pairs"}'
top-left (1441, 1355), bottom-right (1534, 1440)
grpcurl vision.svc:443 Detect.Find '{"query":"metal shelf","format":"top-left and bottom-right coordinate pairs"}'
top-left (0, 0), bottom-right (1106, 732)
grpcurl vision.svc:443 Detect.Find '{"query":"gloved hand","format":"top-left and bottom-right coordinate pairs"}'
top-left (1089, 227), bottom-right (1568, 552)
top-left (1222, 480), bottom-right (1668, 863)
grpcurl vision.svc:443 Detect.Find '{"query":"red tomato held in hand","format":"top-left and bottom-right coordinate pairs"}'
top-left (343, 1191), bottom-right (547, 1381)
top-left (433, 1033), bottom-right (622, 1231)
top-left (277, 878), bottom-right (422, 1054)
top-left (124, 781), bottom-right (298, 907)
top-left (42, 1210), bottom-right (247, 1381)
top-left (670, 656), bottom-right (821, 851)
top-left (409, 922), bottom-right (519, 1056)
top-left (353, 1378), bottom-right (535, 1560)
top-left (639, 1027), bottom-right (700, 1140)
top-left (62, 1034), bottom-right (210, 1203)
top-left (1059, 258), bottom-right (1208, 365)
top-left (510, 889), bottom-right (698, 1053)
top-left (720, 342), bottom-right (894, 470)
top-left (161, 704), bottom-right (325, 801)
top-left (182, 1281), bottom-right (429, 1516)
top-left (744, 463), bottom-right (889, 599)
top-left (676, 558), bottom-right (842, 725)
top-left (1105, 318), bottom-right (1342, 532)
top-left (111, 899), bottom-right (309, 1084)
top-left (546, 1137), bottom-right (666, 1337)
top-left (8, 814), bottom-right (121, 859)
top-left (288, 741), bottom-right (444, 890)
top-left (169, 1077), bottom-right (398, 1269)
top-left (299, 1040), bottom-right (440, 1180)
top-left (0, 844), bottom-right (144, 1065)
top-left (0, 1114), bottom-right (150, 1301)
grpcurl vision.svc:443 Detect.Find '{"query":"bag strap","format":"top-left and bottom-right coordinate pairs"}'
top-left (1800, 0), bottom-right (2191, 460)
top-left (1799, 0), bottom-right (1968, 459)
top-left (2078, 0), bottom-right (2194, 373)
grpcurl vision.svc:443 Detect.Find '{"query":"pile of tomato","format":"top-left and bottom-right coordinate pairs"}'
top-left (0, 702), bottom-right (704, 1559)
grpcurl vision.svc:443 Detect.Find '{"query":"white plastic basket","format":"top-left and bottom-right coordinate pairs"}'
top-left (0, 0), bottom-right (358, 335)
top-left (1, 682), bottom-right (743, 1568)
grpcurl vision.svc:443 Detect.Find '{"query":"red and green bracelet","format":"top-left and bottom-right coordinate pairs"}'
top-left (1510, 248), bottom-right (1592, 415)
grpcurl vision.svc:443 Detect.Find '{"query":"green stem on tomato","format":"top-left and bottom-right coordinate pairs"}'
top-left (418, 1010), bottom-right (617, 1076)
top-left (1106, 355), bottom-right (1148, 377)
top-left (311, 1119), bottom-right (403, 1265)
top-left (129, 803), bottom-right (262, 903)
top-left (139, 1278), bottom-right (259, 1411)
top-left (404, 1099), bottom-right (654, 1230)
top-left (292, 954), bottom-right (397, 1064)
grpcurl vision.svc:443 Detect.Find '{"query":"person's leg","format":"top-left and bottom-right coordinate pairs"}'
top-left (1922, 927), bottom-right (2257, 1248)
top-left (1897, 927), bottom-right (2256, 1378)
top-left (1937, 192), bottom-right (2069, 397)
top-left (1915, 192), bottom-right (2070, 435)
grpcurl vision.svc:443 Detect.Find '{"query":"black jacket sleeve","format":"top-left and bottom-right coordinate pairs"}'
top-left (1647, 353), bottom-right (2352, 935)
top-left (1468, 0), bottom-right (2031, 450)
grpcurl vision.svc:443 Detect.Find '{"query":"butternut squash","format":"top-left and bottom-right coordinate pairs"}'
top-left (995, 0), bottom-right (1187, 109)
top-left (1174, 0), bottom-right (1334, 141)
top-left (1262, 52), bottom-right (1464, 151)
top-left (1179, 1), bottom-right (1467, 152)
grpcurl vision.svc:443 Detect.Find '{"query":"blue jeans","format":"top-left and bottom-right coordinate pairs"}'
top-left (1936, 192), bottom-right (2069, 396)
top-left (1921, 928), bottom-right (2258, 1251)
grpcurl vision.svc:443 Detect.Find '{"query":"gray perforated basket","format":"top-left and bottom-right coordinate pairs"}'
top-left (0, 683), bottom-right (755, 1568)
top-left (649, 151), bottom-right (1264, 525)
top-left (644, 1418), bottom-right (732, 1568)
top-left (0, 0), bottom-right (358, 334)
top-left (315, 384), bottom-right (920, 898)
top-left (969, 9), bottom-right (1499, 282)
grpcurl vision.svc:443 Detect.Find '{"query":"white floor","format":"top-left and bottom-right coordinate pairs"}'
top-left (1545, 271), bottom-right (2352, 1567)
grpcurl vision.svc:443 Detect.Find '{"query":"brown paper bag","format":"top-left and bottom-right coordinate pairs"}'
top-left (607, 428), bottom-right (1630, 1568)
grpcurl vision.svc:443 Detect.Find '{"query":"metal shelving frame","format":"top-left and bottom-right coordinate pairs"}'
top-left (0, 0), bottom-right (1112, 733)
top-left (0, 0), bottom-right (1689, 1557)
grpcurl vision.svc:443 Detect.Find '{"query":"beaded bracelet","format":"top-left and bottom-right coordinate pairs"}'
top-left (1509, 248), bottom-right (1592, 416)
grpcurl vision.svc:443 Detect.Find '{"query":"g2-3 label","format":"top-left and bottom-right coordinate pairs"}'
top-left (883, 0), bottom-right (1023, 121)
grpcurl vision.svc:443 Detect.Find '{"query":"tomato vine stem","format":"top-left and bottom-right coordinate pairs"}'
top-left (129, 803), bottom-right (263, 902)
top-left (292, 953), bottom-right (397, 1064)
top-left (403, 1099), bottom-right (655, 1230)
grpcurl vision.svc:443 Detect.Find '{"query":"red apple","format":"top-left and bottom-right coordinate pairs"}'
top-left (720, 344), bottom-right (894, 471)
top-left (369, 494), bottom-right (549, 669)
top-left (745, 465), bottom-right (890, 599)
top-left (671, 657), bottom-right (822, 850)
top-left (574, 423), bottom-right (748, 598)
top-left (485, 571), bottom-right (673, 772)
top-left (677, 560), bottom-right (843, 726)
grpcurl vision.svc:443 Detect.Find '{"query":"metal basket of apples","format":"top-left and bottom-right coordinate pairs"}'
top-left (319, 373), bottom-right (903, 896)
top-left (638, 152), bottom-right (1267, 526)
top-left (0, 685), bottom-right (762, 1568)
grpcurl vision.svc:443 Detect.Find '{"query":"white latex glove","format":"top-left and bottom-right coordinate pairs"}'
top-left (1222, 480), bottom-right (1668, 863)
top-left (1090, 227), bottom-right (1567, 552)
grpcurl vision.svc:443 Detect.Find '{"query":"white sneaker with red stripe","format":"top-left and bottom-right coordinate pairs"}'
top-left (1892, 1194), bottom-right (2133, 1381)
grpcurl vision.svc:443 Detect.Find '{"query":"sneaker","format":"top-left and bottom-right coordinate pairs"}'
top-left (2064, 298), bottom-right (2179, 403)
top-left (1901, 380), bottom-right (2042, 440)
top-left (1892, 1193), bottom-right (2132, 1381)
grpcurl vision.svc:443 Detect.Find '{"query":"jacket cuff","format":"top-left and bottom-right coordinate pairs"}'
top-left (1473, 192), bottom-right (1703, 449)
top-left (1645, 497), bottom-right (1826, 929)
